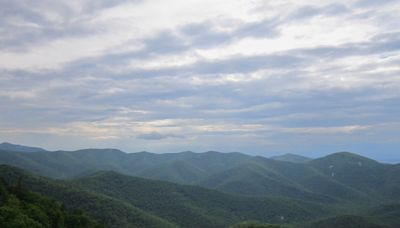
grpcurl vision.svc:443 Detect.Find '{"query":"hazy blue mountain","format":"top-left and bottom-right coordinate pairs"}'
top-left (0, 149), bottom-right (253, 180)
top-left (136, 151), bottom-right (252, 183)
top-left (270, 153), bottom-right (312, 163)
top-left (0, 142), bottom-right (46, 153)
top-left (0, 146), bottom-right (399, 206)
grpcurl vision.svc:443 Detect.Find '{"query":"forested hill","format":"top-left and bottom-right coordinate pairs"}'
top-left (0, 165), bottom-right (328, 227)
top-left (0, 148), bottom-right (399, 204)
top-left (0, 145), bottom-right (399, 227)
top-left (1, 164), bottom-right (399, 228)
top-left (0, 148), bottom-right (253, 180)
top-left (0, 173), bottom-right (101, 227)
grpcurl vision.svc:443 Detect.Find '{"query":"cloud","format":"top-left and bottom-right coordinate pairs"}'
top-left (354, 0), bottom-right (398, 8)
top-left (0, 1), bottom-right (83, 51)
top-left (289, 3), bottom-right (349, 20)
top-left (82, 0), bottom-right (143, 12)
top-left (0, 0), bottom-right (399, 159)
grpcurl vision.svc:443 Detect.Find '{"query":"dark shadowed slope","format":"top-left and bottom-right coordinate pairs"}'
top-left (0, 177), bottom-right (102, 228)
top-left (303, 215), bottom-right (388, 228)
top-left (0, 165), bottom-right (177, 228)
top-left (367, 204), bottom-right (400, 228)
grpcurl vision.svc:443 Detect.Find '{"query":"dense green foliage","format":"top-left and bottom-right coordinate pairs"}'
top-left (230, 220), bottom-right (285, 228)
top-left (366, 204), bottom-right (400, 228)
top-left (0, 166), bottom-right (176, 228)
top-left (72, 171), bottom-right (330, 227)
top-left (0, 177), bottom-right (100, 228)
top-left (304, 215), bottom-right (387, 228)
top-left (0, 165), bottom-right (330, 228)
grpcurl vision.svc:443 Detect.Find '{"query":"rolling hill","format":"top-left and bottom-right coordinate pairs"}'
top-left (0, 144), bottom-right (399, 227)
top-left (0, 165), bottom-right (176, 228)
top-left (310, 152), bottom-right (400, 202)
top-left (0, 165), bottom-right (331, 228)
top-left (0, 148), bottom-right (399, 205)
top-left (0, 175), bottom-right (101, 228)
top-left (72, 170), bottom-right (331, 227)
top-left (199, 155), bottom-right (371, 203)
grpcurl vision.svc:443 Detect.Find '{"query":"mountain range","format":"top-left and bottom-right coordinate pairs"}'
top-left (0, 142), bottom-right (399, 227)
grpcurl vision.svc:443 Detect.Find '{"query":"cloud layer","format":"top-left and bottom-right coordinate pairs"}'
top-left (0, 0), bottom-right (399, 161)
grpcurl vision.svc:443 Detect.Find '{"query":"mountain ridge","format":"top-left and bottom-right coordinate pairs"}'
top-left (270, 153), bottom-right (312, 163)
top-left (0, 164), bottom-right (331, 228)
top-left (0, 142), bottom-right (47, 153)
top-left (1, 143), bottom-right (400, 227)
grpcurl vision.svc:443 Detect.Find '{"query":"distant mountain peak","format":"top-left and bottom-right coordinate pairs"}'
top-left (319, 151), bottom-right (378, 163)
top-left (310, 151), bottom-right (381, 170)
top-left (270, 153), bottom-right (312, 163)
top-left (0, 142), bottom-right (46, 153)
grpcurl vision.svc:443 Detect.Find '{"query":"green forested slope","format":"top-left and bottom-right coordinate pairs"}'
top-left (1, 149), bottom-right (399, 205)
top-left (72, 170), bottom-right (331, 227)
top-left (310, 152), bottom-right (400, 202)
top-left (0, 176), bottom-right (101, 228)
top-left (303, 215), bottom-right (388, 228)
top-left (199, 156), bottom-right (370, 203)
top-left (0, 165), bottom-right (332, 228)
top-left (0, 161), bottom-right (399, 228)
top-left (0, 165), bottom-right (177, 228)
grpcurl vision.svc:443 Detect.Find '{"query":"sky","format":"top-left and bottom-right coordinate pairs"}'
top-left (0, 0), bottom-right (399, 162)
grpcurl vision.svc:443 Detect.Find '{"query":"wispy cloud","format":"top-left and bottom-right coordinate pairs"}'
top-left (0, 0), bottom-right (399, 160)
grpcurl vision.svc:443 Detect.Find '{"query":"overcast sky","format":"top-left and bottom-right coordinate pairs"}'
top-left (0, 0), bottom-right (399, 161)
